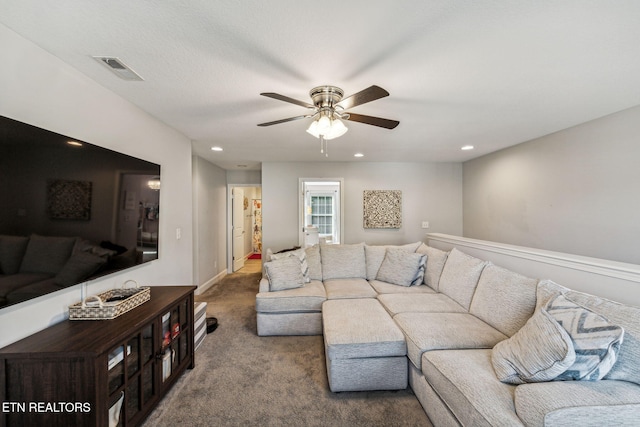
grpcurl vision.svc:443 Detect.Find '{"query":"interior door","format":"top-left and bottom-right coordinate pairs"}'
top-left (232, 187), bottom-right (245, 272)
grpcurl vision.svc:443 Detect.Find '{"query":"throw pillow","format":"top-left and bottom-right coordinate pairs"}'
top-left (415, 244), bottom-right (448, 291)
top-left (365, 242), bottom-right (421, 280)
top-left (270, 248), bottom-right (310, 283)
top-left (376, 248), bottom-right (426, 287)
top-left (492, 307), bottom-right (576, 384)
top-left (55, 252), bottom-right (107, 287)
top-left (264, 257), bottom-right (305, 291)
top-left (546, 294), bottom-right (624, 381)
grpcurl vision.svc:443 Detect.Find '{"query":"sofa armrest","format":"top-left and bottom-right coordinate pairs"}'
top-left (259, 277), bottom-right (270, 293)
top-left (544, 404), bottom-right (640, 427)
top-left (515, 380), bottom-right (640, 427)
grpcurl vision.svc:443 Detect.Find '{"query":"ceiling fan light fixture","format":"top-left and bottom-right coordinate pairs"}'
top-left (324, 118), bottom-right (348, 140)
top-left (306, 120), bottom-right (320, 138)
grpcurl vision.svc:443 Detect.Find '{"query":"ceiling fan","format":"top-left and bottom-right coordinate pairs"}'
top-left (257, 85), bottom-right (399, 155)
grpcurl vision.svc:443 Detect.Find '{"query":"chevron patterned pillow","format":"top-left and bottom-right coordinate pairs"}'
top-left (547, 294), bottom-right (624, 381)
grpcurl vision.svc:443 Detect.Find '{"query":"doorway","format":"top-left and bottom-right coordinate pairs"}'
top-left (228, 185), bottom-right (262, 272)
top-left (299, 178), bottom-right (343, 247)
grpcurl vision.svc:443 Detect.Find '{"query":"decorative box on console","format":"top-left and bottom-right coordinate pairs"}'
top-left (69, 282), bottom-right (150, 320)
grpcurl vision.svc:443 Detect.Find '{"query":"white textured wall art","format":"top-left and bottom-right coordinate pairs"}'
top-left (363, 190), bottom-right (402, 229)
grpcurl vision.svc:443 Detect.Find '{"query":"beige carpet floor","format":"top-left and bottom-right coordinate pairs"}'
top-left (142, 260), bottom-right (432, 426)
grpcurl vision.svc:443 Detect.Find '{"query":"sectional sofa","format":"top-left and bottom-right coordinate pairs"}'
top-left (0, 234), bottom-right (138, 307)
top-left (255, 241), bottom-right (640, 426)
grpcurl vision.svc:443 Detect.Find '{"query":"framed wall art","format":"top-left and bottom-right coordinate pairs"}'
top-left (363, 190), bottom-right (402, 229)
top-left (47, 179), bottom-right (92, 220)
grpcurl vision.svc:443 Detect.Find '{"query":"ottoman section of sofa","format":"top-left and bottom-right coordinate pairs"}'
top-left (323, 298), bottom-right (407, 392)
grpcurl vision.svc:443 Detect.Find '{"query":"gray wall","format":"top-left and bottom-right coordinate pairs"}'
top-left (0, 23), bottom-right (193, 347)
top-left (192, 155), bottom-right (227, 288)
top-left (262, 162), bottom-right (462, 253)
top-left (463, 105), bottom-right (640, 264)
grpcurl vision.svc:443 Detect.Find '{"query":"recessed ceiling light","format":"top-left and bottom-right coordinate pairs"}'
top-left (237, 165), bottom-right (248, 168)
top-left (211, 146), bottom-right (223, 151)
top-left (67, 141), bottom-right (83, 147)
top-left (461, 145), bottom-right (475, 151)
top-left (354, 153), bottom-right (364, 158)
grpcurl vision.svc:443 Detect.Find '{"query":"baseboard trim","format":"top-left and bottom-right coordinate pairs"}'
top-left (195, 270), bottom-right (227, 295)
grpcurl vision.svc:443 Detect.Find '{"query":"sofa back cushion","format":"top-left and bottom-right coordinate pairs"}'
top-left (0, 235), bottom-right (30, 275)
top-left (19, 235), bottom-right (76, 275)
top-left (415, 243), bottom-right (448, 291)
top-left (437, 248), bottom-right (487, 310)
top-left (470, 264), bottom-right (538, 337)
top-left (365, 242), bottom-right (421, 280)
top-left (305, 245), bottom-right (323, 281)
top-left (321, 243), bottom-right (366, 280)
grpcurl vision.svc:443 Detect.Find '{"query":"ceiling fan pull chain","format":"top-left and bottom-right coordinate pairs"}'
top-left (320, 135), bottom-right (324, 154)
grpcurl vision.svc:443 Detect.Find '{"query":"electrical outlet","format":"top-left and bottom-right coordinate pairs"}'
top-left (176, 227), bottom-right (182, 240)
top-left (421, 221), bottom-right (430, 229)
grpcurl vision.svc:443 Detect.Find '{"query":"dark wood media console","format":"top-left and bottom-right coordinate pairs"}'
top-left (0, 286), bottom-right (196, 427)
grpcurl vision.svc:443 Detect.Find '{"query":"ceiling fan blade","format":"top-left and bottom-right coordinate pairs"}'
top-left (257, 115), bottom-right (312, 127)
top-left (336, 85), bottom-right (389, 110)
top-left (344, 113), bottom-right (399, 129)
top-left (260, 92), bottom-right (315, 109)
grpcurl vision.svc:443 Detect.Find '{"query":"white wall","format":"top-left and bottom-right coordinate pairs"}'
top-left (463, 105), bottom-right (640, 264)
top-left (192, 156), bottom-right (228, 292)
top-left (0, 24), bottom-right (193, 347)
top-left (262, 162), bottom-right (462, 252)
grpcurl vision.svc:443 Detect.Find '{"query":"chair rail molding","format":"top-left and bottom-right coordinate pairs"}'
top-left (426, 233), bottom-right (640, 307)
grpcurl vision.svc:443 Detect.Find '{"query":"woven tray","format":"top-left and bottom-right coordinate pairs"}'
top-left (69, 281), bottom-right (150, 320)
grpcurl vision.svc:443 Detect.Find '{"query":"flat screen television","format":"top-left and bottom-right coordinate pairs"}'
top-left (0, 115), bottom-right (161, 310)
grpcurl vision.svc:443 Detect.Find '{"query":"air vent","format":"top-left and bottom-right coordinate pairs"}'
top-left (93, 56), bottom-right (144, 81)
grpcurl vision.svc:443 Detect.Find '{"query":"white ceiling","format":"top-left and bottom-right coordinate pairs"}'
top-left (2, 1), bottom-right (640, 170)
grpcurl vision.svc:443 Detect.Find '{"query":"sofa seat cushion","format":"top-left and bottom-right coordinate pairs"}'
top-left (369, 280), bottom-right (435, 295)
top-left (255, 280), bottom-right (326, 313)
top-left (437, 248), bottom-right (487, 310)
top-left (470, 263), bottom-right (538, 337)
top-left (0, 273), bottom-right (52, 298)
top-left (323, 299), bottom-right (406, 360)
top-left (5, 277), bottom-right (60, 305)
top-left (377, 293), bottom-right (465, 317)
top-left (323, 278), bottom-right (376, 299)
top-left (514, 380), bottom-right (640, 427)
top-left (422, 349), bottom-right (523, 426)
top-left (394, 312), bottom-right (508, 370)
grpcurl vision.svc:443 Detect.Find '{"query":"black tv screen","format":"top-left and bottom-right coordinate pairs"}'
top-left (0, 115), bottom-right (160, 309)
